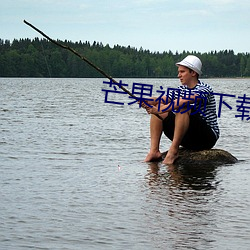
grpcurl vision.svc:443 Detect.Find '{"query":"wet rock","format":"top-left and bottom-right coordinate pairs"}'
top-left (161, 148), bottom-right (238, 166)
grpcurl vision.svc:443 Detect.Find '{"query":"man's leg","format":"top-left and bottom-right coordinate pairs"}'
top-left (144, 114), bottom-right (167, 162)
top-left (163, 111), bottom-right (190, 164)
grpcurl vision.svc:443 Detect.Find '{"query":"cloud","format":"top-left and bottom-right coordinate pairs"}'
top-left (199, 0), bottom-right (250, 10)
top-left (79, 3), bottom-right (89, 10)
top-left (1, 0), bottom-right (250, 53)
top-left (134, 0), bottom-right (168, 5)
top-left (206, 0), bottom-right (237, 4)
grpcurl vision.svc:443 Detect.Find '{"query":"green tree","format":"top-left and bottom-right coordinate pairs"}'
top-left (244, 56), bottom-right (250, 76)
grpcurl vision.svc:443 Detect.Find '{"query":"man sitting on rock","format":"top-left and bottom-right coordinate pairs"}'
top-left (143, 55), bottom-right (219, 164)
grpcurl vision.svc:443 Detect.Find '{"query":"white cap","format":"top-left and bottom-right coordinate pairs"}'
top-left (176, 55), bottom-right (202, 75)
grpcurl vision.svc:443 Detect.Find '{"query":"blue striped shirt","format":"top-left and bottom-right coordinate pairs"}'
top-left (167, 80), bottom-right (220, 139)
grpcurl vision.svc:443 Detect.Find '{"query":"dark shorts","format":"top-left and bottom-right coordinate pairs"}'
top-left (163, 112), bottom-right (217, 150)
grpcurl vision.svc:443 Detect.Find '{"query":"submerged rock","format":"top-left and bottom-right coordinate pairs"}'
top-left (161, 148), bottom-right (238, 166)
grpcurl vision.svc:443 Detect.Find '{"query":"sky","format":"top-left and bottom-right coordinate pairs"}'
top-left (1, 0), bottom-right (250, 53)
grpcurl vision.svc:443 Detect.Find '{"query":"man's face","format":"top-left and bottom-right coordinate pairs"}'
top-left (177, 65), bottom-right (195, 85)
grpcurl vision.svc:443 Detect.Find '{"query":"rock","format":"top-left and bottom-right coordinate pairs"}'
top-left (161, 148), bottom-right (238, 166)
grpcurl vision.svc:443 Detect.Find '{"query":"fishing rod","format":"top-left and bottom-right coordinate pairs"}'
top-left (23, 20), bottom-right (163, 120)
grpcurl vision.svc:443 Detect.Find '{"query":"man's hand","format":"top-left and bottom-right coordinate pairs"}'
top-left (140, 101), bottom-right (150, 109)
top-left (145, 105), bottom-right (159, 115)
top-left (139, 100), bottom-right (161, 114)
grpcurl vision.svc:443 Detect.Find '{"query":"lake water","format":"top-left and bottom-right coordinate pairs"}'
top-left (1, 78), bottom-right (250, 250)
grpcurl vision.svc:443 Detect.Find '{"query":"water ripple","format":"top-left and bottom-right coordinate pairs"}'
top-left (0, 78), bottom-right (250, 250)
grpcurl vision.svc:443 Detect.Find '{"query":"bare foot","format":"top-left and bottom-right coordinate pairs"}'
top-left (163, 149), bottom-right (179, 165)
top-left (144, 151), bottom-right (162, 162)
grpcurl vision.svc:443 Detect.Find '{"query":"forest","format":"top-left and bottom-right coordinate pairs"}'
top-left (0, 38), bottom-right (250, 78)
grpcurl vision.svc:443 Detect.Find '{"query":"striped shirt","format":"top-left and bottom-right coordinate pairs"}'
top-left (167, 80), bottom-right (220, 139)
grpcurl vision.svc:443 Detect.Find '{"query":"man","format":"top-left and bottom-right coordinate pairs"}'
top-left (143, 55), bottom-right (219, 164)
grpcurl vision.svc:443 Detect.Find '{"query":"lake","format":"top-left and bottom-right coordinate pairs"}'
top-left (1, 78), bottom-right (250, 250)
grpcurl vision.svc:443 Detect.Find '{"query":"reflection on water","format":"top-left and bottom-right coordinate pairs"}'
top-left (147, 161), bottom-right (219, 191)
top-left (144, 162), bottom-right (221, 249)
top-left (143, 160), bottom-right (250, 249)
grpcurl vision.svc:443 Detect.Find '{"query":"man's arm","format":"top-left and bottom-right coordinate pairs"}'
top-left (146, 94), bottom-right (201, 115)
top-left (141, 95), bottom-right (170, 108)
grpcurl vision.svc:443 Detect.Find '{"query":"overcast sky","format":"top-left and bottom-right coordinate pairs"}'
top-left (1, 0), bottom-right (250, 53)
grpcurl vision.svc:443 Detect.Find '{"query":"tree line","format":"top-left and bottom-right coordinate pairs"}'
top-left (0, 38), bottom-right (250, 78)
